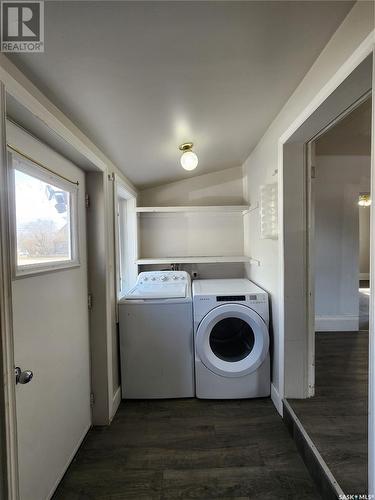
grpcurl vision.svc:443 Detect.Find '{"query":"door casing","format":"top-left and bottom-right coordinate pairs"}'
top-left (0, 83), bottom-right (19, 499)
top-left (281, 50), bottom-right (374, 492)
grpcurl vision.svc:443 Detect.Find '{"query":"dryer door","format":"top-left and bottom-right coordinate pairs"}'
top-left (196, 303), bottom-right (269, 377)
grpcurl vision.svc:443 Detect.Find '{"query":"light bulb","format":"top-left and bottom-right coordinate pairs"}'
top-left (180, 150), bottom-right (198, 171)
top-left (358, 194), bottom-right (371, 207)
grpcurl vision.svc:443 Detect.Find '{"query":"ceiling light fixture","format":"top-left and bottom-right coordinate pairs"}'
top-left (358, 193), bottom-right (371, 207)
top-left (179, 142), bottom-right (198, 171)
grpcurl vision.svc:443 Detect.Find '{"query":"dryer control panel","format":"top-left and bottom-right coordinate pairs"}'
top-left (192, 279), bottom-right (269, 326)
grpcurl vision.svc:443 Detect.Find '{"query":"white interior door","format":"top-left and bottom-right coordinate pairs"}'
top-left (8, 122), bottom-right (91, 500)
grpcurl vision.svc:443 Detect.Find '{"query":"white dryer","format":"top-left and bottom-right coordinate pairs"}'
top-left (119, 271), bottom-right (194, 399)
top-left (193, 279), bottom-right (270, 399)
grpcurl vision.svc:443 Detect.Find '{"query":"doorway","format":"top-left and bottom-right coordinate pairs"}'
top-left (280, 48), bottom-right (374, 499)
top-left (289, 96), bottom-right (372, 494)
top-left (5, 96), bottom-right (92, 500)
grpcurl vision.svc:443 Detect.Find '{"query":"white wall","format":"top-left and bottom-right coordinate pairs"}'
top-left (139, 166), bottom-right (245, 206)
top-left (139, 166), bottom-right (247, 279)
top-left (241, 1), bottom-right (374, 405)
top-left (360, 206), bottom-right (371, 278)
top-left (314, 155), bottom-right (371, 331)
top-left (139, 213), bottom-right (244, 258)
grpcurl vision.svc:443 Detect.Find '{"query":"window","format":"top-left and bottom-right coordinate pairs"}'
top-left (117, 199), bottom-right (126, 294)
top-left (115, 180), bottom-right (137, 298)
top-left (10, 152), bottom-right (79, 276)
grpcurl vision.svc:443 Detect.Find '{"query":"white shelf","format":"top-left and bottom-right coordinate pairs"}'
top-left (136, 205), bottom-right (249, 214)
top-left (242, 202), bottom-right (259, 215)
top-left (136, 256), bottom-right (260, 265)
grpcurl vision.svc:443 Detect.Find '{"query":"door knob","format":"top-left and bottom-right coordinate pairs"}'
top-left (15, 367), bottom-right (33, 385)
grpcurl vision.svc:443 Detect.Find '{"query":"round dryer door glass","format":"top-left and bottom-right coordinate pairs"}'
top-left (209, 318), bottom-right (255, 362)
top-left (195, 303), bottom-right (269, 378)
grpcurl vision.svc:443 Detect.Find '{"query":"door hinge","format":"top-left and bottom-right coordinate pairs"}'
top-left (85, 193), bottom-right (90, 208)
top-left (311, 166), bottom-right (316, 179)
top-left (88, 293), bottom-right (93, 310)
top-left (108, 173), bottom-right (115, 181)
top-left (90, 393), bottom-right (95, 407)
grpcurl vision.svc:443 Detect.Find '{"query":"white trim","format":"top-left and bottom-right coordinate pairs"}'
top-left (126, 197), bottom-right (138, 290)
top-left (242, 163), bottom-right (248, 205)
top-left (277, 140), bottom-right (285, 405)
top-left (276, 27), bottom-right (375, 492)
top-left (310, 89), bottom-right (372, 144)
top-left (306, 141), bottom-right (315, 398)
top-left (0, 82), bottom-right (19, 500)
top-left (136, 256), bottom-right (257, 265)
top-left (111, 386), bottom-right (121, 422)
top-left (46, 423), bottom-right (91, 500)
top-left (0, 81), bottom-right (19, 500)
top-left (278, 31), bottom-right (375, 403)
top-left (279, 31), bottom-right (375, 145)
top-left (315, 315), bottom-right (359, 332)
top-left (271, 383), bottom-right (283, 416)
top-left (368, 49), bottom-right (375, 496)
top-left (105, 175), bottom-right (114, 427)
top-left (241, 203), bottom-right (259, 216)
top-left (136, 205), bottom-right (249, 214)
top-left (9, 153), bottom-right (81, 278)
top-left (283, 400), bottom-right (345, 498)
top-left (114, 175), bottom-right (138, 297)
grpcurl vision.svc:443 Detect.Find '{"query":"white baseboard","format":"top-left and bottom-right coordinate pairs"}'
top-left (282, 400), bottom-right (345, 498)
top-left (111, 386), bottom-right (122, 421)
top-left (315, 315), bottom-right (359, 332)
top-left (360, 273), bottom-right (370, 280)
top-left (271, 383), bottom-right (283, 416)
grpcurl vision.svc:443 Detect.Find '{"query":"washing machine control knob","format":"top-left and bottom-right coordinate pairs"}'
top-left (151, 277), bottom-right (156, 281)
top-left (173, 275), bottom-right (178, 280)
top-left (161, 275), bottom-right (168, 281)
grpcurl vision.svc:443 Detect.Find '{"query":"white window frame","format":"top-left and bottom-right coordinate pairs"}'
top-left (117, 198), bottom-right (126, 295)
top-left (113, 175), bottom-right (137, 299)
top-left (8, 150), bottom-right (80, 278)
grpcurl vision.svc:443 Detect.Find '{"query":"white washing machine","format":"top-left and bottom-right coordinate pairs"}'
top-left (119, 271), bottom-right (194, 399)
top-left (193, 279), bottom-right (270, 399)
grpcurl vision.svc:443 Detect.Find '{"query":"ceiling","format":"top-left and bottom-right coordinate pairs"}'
top-left (8, 1), bottom-right (355, 188)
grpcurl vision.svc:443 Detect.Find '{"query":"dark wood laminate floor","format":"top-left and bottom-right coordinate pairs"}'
top-left (289, 331), bottom-right (368, 495)
top-left (53, 398), bottom-right (320, 499)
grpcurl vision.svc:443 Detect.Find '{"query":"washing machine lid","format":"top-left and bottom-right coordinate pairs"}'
top-left (195, 303), bottom-right (269, 377)
top-left (124, 282), bottom-right (187, 300)
top-left (193, 279), bottom-right (266, 297)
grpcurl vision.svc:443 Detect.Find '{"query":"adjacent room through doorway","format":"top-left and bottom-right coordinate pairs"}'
top-left (289, 96), bottom-right (372, 495)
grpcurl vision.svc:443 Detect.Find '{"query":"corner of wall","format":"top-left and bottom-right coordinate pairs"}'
top-left (241, 162), bottom-right (249, 203)
top-left (271, 383), bottom-right (283, 416)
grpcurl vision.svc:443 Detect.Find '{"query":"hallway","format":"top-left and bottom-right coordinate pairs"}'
top-left (53, 399), bottom-right (319, 499)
